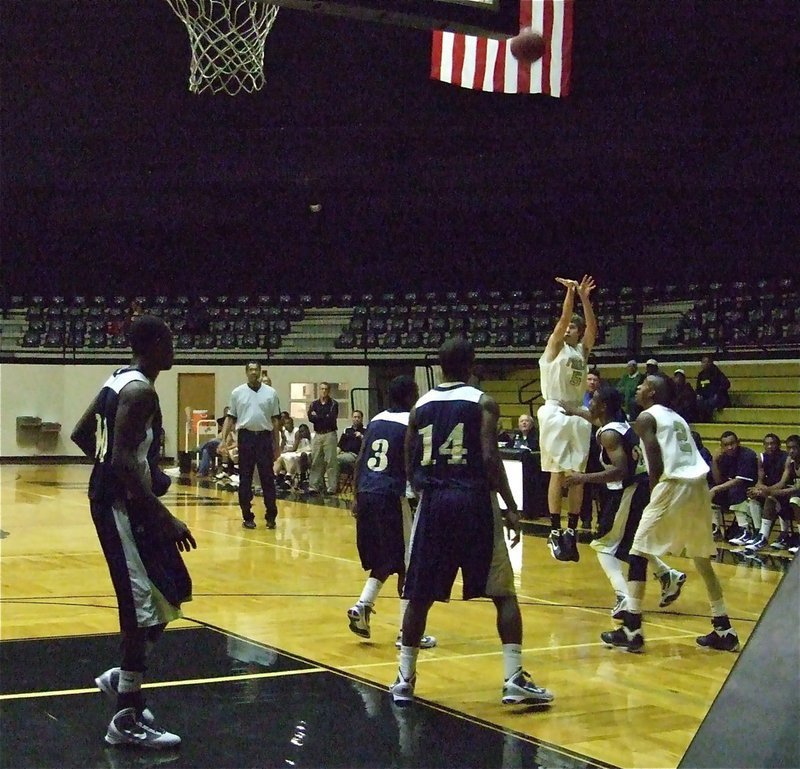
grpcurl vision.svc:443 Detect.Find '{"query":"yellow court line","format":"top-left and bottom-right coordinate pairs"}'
top-left (0, 666), bottom-right (326, 701)
top-left (338, 631), bottom-right (701, 671)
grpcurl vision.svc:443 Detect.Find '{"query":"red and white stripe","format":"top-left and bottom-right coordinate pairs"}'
top-left (430, 0), bottom-right (574, 96)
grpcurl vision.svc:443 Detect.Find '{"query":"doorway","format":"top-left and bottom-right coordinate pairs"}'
top-left (177, 373), bottom-right (216, 452)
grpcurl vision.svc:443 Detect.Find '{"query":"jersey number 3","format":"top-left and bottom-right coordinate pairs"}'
top-left (419, 423), bottom-right (467, 466)
top-left (366, 438), bottom-right (390, 472)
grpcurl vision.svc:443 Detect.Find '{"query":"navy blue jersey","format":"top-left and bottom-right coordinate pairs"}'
top-left (596, 420), bottom-right (647, 490)
top-left (717, 446), bottom-right (759, 505)
top-left (411, 384), bottom-right (488, 491)
top-left (88, 368), bottom-right (162, 504)
top-left (760, 450), bottom-right (788, 487)
top-left (356, 410), bottom-right (409, 497)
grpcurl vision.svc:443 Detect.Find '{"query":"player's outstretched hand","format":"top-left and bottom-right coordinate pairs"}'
top-left (164, 515), bottom-right (197, 551)
top-left (577, 275), bottom-right (596, 299)
top-left (555, 277), bottom-right (578, 290)
top-left (503, 508), bottom-right (521, 548)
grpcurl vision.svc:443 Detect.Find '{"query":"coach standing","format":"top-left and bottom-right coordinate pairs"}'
top-left (307, 382), bottom-right (339, 495)
top-left (222, 361), bottom-right (282, 529)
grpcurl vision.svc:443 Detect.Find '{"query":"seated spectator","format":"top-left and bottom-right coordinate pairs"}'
top-left (695, 354), bottom-right (730, 422)
top-left (504, 412), bottom-right (540, 520)
top-left (216, 432), bottom-right (240, 488)
top-left (338, 410), bottom-right (365, 477)
top-left (583, 369), bottom-right (601, 409)
top-left (197, 406), bottom-right (231, 476)
top-left (745, 433), bottom-right (796, 552)
top-left (672, 369), bottom-right (697, 423)
top-left (616, 359), bottom-right (643, 419)
top-left (273, 423), bottom-right (312, 490)
top-left (710, 431), bottom-right (759, 545)
top-left (645, 358), bottom-right (659, 377)
top-left (506, 413), bottom-right (538, 451)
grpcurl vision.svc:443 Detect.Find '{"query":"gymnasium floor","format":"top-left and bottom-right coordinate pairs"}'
top-left (0, 464), bottom-right (790, 769)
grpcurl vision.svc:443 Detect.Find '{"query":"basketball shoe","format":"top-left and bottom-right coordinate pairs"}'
top-left (95, 668), bottom-right (155, 726)
top-left (744, 534), bottom-right (768, 552)
top-left (601, 623), bottom-right (644, 653)
top-left (395, 633), bottom-right (437, 649)
top-left (501, 670), bottom-right (554, 705)
top-left (696, 620), bottom-right (740, 652)
top-left (104, 708), bottom-right (181, 749)
top-left (389, 671), bottom-right (416, 707)
top-left (658, 569), bottom-right (687, 607)
top-left (548, 529), bottom-right (578, 561)
top-left (347, 602), bottom-right (373, 638)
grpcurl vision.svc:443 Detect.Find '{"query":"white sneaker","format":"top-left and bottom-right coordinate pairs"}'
top-left (347, 603), bottom-right (373, 638)
top-left (163, 467), bottom-right (182, 477)
top-left (658, 569), bottom-right (687, 607)
top-left (389, 671), bottom-right (416, 707)
top-left (395, 633), bottom-right (437, 649)
top-left (104, 708), bottom-right (181, 749)
top-left (611, 594), bottom-right (627, 620)
top-left (501, 670), bottom-right (554, 705)
top-left (95, 668), bottom-right (155, 726)
top-left (728, 531), bottom-right (751, 546)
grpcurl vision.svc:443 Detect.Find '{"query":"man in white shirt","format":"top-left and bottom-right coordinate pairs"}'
top-left (222, 361), bottom-right (282, 529)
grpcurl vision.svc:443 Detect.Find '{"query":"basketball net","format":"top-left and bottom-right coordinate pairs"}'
top-left (164, 0), bottom-right (279, 95)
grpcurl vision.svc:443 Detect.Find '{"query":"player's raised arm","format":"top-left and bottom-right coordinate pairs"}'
top-left (576, 274), bottom-right (597, 355)
top-left (542, 278), bottom-right (577, 362)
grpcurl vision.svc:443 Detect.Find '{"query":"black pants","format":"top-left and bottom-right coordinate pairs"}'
top-left (238, 430), bottom-right (278, 524)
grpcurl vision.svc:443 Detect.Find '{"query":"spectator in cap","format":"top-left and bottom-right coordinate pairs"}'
top-left (645, 359), bottom-right (659, 376)
top-left (616, 359), bottom-right (643, 419)
top-left (672, 369), bottom-right (697, 423)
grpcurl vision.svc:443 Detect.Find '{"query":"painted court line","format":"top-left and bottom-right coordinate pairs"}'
top-left (0, 667), bottom-right (326, 701)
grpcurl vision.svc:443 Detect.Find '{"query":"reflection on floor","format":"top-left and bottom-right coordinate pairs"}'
top-left (0, 627), bottom-right (609, 769)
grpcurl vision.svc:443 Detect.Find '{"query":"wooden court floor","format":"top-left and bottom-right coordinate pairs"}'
top-left (0, 463), bottom-right (789, 769)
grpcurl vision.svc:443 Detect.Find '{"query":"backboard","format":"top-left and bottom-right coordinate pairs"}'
top-left (262, 0), bottom-right (520, 36)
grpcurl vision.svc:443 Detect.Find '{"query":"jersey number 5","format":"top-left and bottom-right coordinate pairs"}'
top-left (419, 423), bottom-right (467, 466)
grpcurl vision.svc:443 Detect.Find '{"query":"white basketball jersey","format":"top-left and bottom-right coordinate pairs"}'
top-left (643, 404), bottom-right (709, 480)
top-left (539, 342), bottom-right (586, 404)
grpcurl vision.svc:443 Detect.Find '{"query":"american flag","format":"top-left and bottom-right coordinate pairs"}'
top-left (430, 0), bottom-right (574, 96)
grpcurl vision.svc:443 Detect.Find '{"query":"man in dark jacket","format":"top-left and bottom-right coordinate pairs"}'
top-left (696, 355), bottom-right (731, 422)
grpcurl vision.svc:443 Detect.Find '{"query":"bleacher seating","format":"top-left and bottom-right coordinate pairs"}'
top-left (4, 279), bottom-right (798, 359)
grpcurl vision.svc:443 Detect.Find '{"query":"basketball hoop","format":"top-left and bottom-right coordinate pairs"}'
top-left (164, 0), bottom-right (279, 95)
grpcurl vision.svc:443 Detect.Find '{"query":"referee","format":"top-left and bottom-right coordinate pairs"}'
top-left (222, 361), bottom-right (282, 529)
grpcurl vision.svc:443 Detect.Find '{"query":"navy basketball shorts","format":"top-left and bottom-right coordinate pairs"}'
top-left (355, 491), bottom-right (410, 577)
top-left (91, 499), bottom-right (191, 633)
top-left (403, 487), bottom-right (495, 602)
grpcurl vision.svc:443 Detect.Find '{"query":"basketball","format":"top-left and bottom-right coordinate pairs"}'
top-left (509, 28), bottom-right (546, 63)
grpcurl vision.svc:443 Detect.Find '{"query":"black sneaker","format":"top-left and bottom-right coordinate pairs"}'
top-left (265, 520), bottom-right (277, 530)
top-left (242, 520), bottom-right (256, 529)
top-left (601, 625), bottom-right (644, 653)
top-left (562, 528), bottom-right (580, 562)
top-left (696, 622), bottom-right (740, 652)
top-left (547, 530), bottom-right (566, 561)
